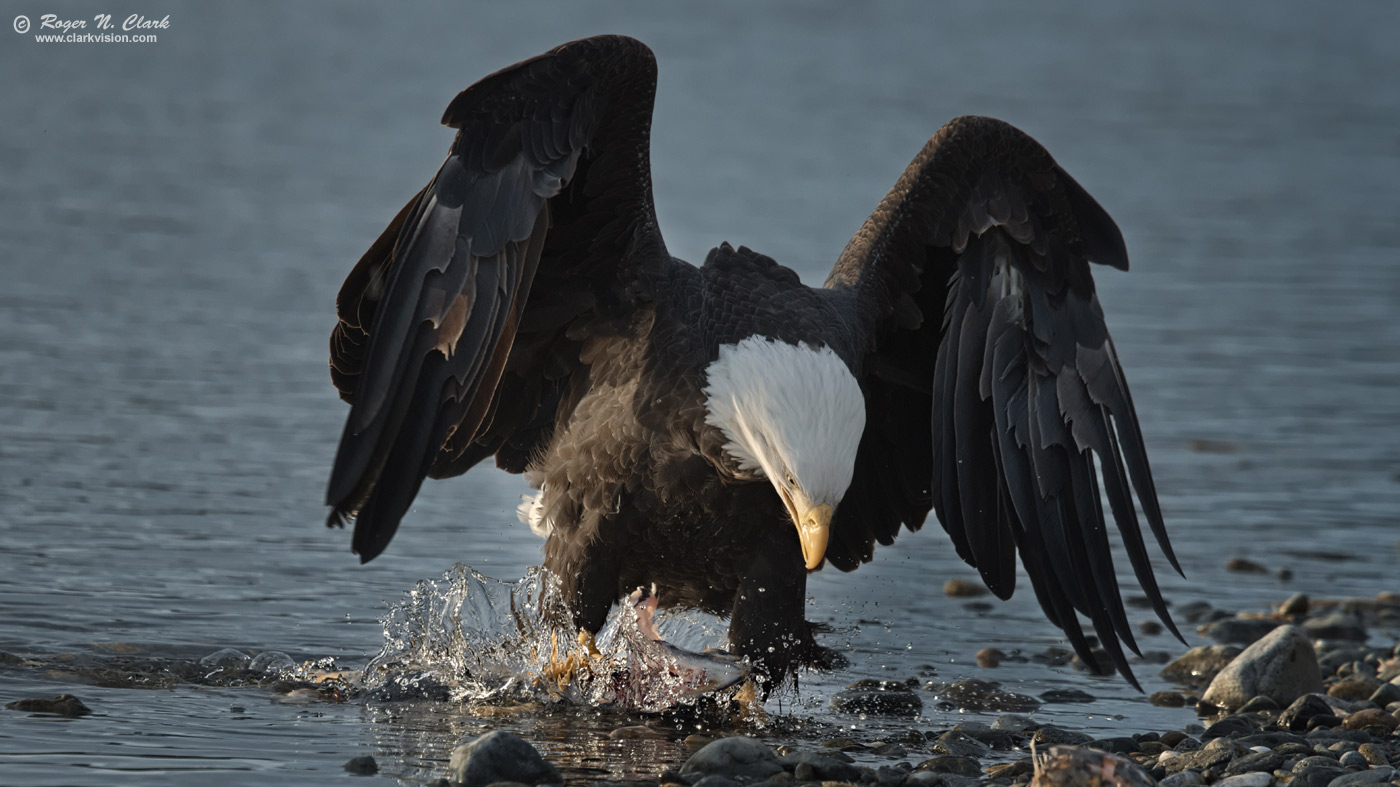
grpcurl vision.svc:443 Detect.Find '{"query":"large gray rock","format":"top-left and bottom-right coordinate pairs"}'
top-left (1161, 644), bottom-right (1243, 684)
top-left (448, 731), bottom-right (561, 786)
top-left (1202, 624), bottom-right (1322, 711)
top-left (680, 736), bottom-right (784, 780)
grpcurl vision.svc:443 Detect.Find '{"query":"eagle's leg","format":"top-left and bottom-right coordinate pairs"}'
top-left (541, 519), bottom-right (619, 685)
top-left (727, 533), bottom-right (812, 694)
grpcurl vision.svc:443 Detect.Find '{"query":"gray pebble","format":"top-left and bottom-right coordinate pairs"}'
top-left (448, 731), bottom-right (560, 787)
top-left (1203, 625), bottom-right (1323, 711)
top-left (681, 737), bottom-right (784, 780)
top-left (1326, 767), bottom-right (1399, 785)
top-left (1303, 611), bottom-right (1367, 642)
top-left (1211, 773), bottom-right (1273, 787)
top-left (1158, 772), bottom-right (1206, 787)
top-left (1337, 750), bottom-right (1368, 768)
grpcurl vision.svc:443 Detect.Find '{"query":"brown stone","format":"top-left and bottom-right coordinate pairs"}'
top-left (1341, 708), bottom-right (1399, 732)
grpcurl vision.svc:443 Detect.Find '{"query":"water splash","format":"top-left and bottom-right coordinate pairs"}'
top-left (363, 565), bottom-right (746, 712)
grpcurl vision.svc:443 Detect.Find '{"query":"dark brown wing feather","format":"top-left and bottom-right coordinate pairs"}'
top-left (824, 116), bottom-right (1180, 688)
top-left (326, 35), bottom-right (665, 562)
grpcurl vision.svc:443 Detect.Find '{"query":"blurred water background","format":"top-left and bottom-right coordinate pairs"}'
top-left (1, 2), bottom-right (1398, 784)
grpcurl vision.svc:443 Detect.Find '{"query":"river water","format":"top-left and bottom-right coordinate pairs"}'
top-left (2, 2), bottom-right (1398, 785)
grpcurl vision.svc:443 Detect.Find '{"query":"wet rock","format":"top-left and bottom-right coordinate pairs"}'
top-left (1030, 746), bottom-right (1154, 786)
top-left (1337, 750), bottom-right (1368, 768)
top-left (1203, 714), bottom-right (1262, 740)
top-left (926, 678), bottom-right (1040, 712)
top-left (1088, 737), bottom-right (1139, 755)
top-left (985, 758), bottom-right (1035, 781)
top-left (1303, 611), bottom-right (1367, 642)
top-left (1280, 593), bottom-right (1311, 616)
top-left (1030, 726), bottom-right (1093, 747)
top-left (976, 648), bottom-right (1003, 668)
top-left (874, 764), bottom-right (911, 786)
top-left (1198, 617), bottom-right (1282, 646)
top-left (1235, 695), bottom-right (1280, 713)
top-left (689, 777), bottom-right (739, 787)
top-left (1202, 625), bottom-right (1323, 710)
top-left (942, 578), bottom-right (986, 597)
top-left (1159, 738), bottom-right (1240, 777)
top-left (911, 756), bottom-right (981, 777)
top-left (1341, 708), bottom-right (1398, 732)
top-left (1151, 691), bottom-right (1188, 707)
top-left (1040, 688), bottom-right (1095, 704)
top-left (1140, 619), bottom-right (1164, 636)
top-left (779, 751), bottom-right (862, 782)
top-left (832, 680), bottom-right (922, 716)
top-left (1280, 694), bottom-right (1337, 731)
top-left (680, 737), bottom-right (783, 780)
top-left (1159, 731), bottom-right (1190, 748)
top-left (1226, 558), bottom-right (1269, 574)
top-left (1033, 646), bottom-right (1075, 667)
top-left (928, 731), bottom-right (988, 758)
top-left (1161, 645), bottom-right (1242, 684)
top-left (684, 734), bottom-right (713, 751)
top-left (609, 725), bottom-right (666, 740)
top-left (1176, 601), bottom-right (1216, 624)
top-left (5, 694), bottom-right (93, 717)
top-left (870, 742), bottom-right (908, 758)
top-left (344, 756), bottom-right (378, 775)
top-left (991, 714), bottom-right (1037, 732)
top-left (448, 731), bottom-right (562, 786)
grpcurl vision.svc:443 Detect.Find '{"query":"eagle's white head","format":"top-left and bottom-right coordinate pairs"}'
top-left (702, 336), bottom-right (866, 569)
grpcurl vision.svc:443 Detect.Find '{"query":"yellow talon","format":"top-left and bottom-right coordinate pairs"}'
top-left (539, 630), bottom-right (603, 687)
top-left (730, 679), bottom-right (766, 722)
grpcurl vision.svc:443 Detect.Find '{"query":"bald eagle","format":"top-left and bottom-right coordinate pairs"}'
top-left (326, 35), bottom-right (1181, 689)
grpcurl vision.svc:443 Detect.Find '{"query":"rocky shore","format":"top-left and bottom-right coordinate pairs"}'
top-left (409, 591), bottom-right (1400, 786)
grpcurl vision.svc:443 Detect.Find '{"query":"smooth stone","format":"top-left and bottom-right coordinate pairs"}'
top-left (1328, 678), bottom-right (1383, 701)
top-left (926, 678), bottom-right (1039, 712)
top-left (1159, 772), bottom-right (1206, 787)
top-left (1212, 773), bottom-right (1273, 787)
top-left (1337, 750), bottom-right (1368, 768)
top-left (1161, 645), bottom-right (1243, 684)
top-left (1368, 682), bottom-right (1400, 706)
top-left (990, 713), bottom-right (1036, 732)
top-left (343, 756), bottom-right (378, 775)
top-left (1303, 611), bottom-right (1367, 642)
top-left (1341, 708), bottom-right (1398, 732)
top-left (777, 751), bottom-right (862, 783)
top-left (928, 731), bottom-right (989, 758)
top-left (831, 683), bottom-right (923, 716)
top-left (448, 731), bottom-right (562, 787)
top-left (1281, 694), bottom-right (1339, 731)
top-left (3, 694), bottom-right (92, 717)
top-left (1151, 691), bottom-right (1188, 707)
top-left (1199, 617), bottom-right (1285, 646)
top-left (942, 578), bottom-right (986, 597)
top-left (680, 737), bottom-right (784, 780)
top-left (1203, 625), bottom-right (1323, 711)
top-left (1327, 768), bottom-right (1398, 785)
top-left (1040, 688), bottom-right (1095, 704)
top-left (1204, 714), bottom-right (1262, 740)
top-left (1355, 742), bottom-right (1389, 766)
top-left (1281, 594), bottom-right (1311, 616)
top-left (1237, 695), bottom-right (1282, 713)
top-left (975, 648), bottom-right (1003, 668)
top-left (1030, 726), bottom-right (1093, 747)
top-left (1293, 765), bottom-right (1349, 787)
top-left (1223, 749), bottom-right (1283, 776)
top-left (1160, 739), bottom-right (1239, 777)
top-left (911, 756), bottom-right (982, 777)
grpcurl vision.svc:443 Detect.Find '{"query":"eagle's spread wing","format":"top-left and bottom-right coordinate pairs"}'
top-left (824, 116), bottom-right (1181, 686)
top-left (327, 35), bottom-right (664, 562)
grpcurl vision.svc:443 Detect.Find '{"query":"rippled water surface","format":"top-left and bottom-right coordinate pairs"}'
top-left (3, 2), bottom-right (1399, 784)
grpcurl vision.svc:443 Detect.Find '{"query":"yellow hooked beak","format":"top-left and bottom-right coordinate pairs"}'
top-left (796, 503), bottom-right (833, 570)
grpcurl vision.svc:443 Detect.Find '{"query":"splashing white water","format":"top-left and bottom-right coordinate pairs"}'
top-left (363, 565), bottom-right (746, 712)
